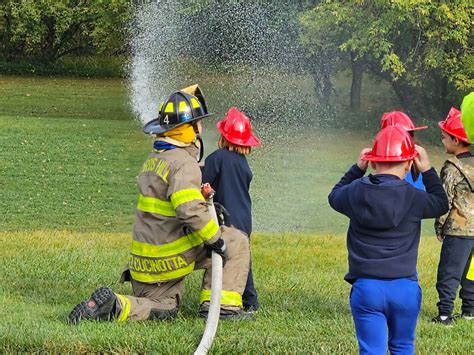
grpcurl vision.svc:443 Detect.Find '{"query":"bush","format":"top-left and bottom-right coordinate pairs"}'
top-left (0, 56), bottom-right (126, 78)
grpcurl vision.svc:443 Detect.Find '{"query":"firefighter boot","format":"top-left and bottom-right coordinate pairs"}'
top-left (68, 287), bottom-right (117, 325)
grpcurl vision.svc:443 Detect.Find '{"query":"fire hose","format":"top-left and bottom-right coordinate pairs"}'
top-left (194, 184), bottom-right (222, 355)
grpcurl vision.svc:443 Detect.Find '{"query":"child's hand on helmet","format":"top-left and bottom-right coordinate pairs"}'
top-left (414, 145), bottom-right (431, 173)
top-left (357, 148), bottom-right (372, 172)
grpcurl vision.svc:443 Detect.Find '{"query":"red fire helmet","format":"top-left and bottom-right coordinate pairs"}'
top-left (380, 111), bottom-right (428, 131)
top-left (363, 126), bottom-right (418, 162)
top-left (217, 107), bottom-right (261, 147)
top-left (438, 107), bottom-right (470, 144)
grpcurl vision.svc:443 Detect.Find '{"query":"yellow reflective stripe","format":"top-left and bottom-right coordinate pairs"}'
top-left (170, 188), bottom-right (204, 209)
top-left (115, 293), bottom-right (131, 322)
top-left (199, 289), bottom-right (243, 308)
top-left (178, 101), bottom-right (190, 112)
top-left (132, 234), bottom-right (203, 258)
top-left (195, 218), bottom-right (219, 242)
top-left (137, 194), bottom-right (175, 217)
top-left (191, 98), bottom-right (201, 108)
top-left (164, 102), bottom-right (174, 113)
top-left (130, 262), bottom-right (195, 282)
top-left (467, 252), bottom-right (474, 281)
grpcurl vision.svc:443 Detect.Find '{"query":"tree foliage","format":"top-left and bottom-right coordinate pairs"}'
top-left (300, 0), bottom-right (473, 117)
top-left (0, 0), bottom-right (130, 62)
top-left (181, 0), bottom-right (306, 68)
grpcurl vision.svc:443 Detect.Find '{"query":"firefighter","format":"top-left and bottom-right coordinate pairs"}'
top-left (68, 86), bottom-right (251, 324)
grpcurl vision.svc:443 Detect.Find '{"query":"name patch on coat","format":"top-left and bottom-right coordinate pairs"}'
top-left (129, 254), bottom-right (188, 274)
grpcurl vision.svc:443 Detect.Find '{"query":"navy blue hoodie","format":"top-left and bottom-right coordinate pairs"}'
top-left (328, 165), bottom-right (448, 284)
top-left (202, 148), bottom-right (253, 236)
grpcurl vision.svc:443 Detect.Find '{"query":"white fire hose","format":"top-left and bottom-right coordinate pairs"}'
top-left (194, 185), bottom-right (223, 355)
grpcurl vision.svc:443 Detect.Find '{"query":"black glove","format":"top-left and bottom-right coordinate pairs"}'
top-left (213, 202), bottom-right (230, 226)
top-left (206, 237), bottom-right (228, 265)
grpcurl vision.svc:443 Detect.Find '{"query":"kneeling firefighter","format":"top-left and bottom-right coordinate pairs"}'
top-left (68, 85), bottom-right (251, 324)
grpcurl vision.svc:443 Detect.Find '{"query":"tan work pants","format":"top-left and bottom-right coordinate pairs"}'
top-left (118, 226), bottom-right (250, 321)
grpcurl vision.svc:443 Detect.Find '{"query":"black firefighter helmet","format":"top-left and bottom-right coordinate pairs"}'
top-left (143, 86), bottom-right (212, 135)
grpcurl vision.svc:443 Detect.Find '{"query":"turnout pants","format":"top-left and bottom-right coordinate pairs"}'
top-left (350, 278), bottom-right (421, 355)
top-left (436, 236), bottom-right (474, 316)
top-left (116, 226), bottom-right (250, 321)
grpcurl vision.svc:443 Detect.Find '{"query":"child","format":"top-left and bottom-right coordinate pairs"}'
top-left (380, 111), bottom-right (428, 190)
top-left (433, 107), bottom-right (474, 325)
top-left (328, 126), bottom-right (448, 354)
top-left (202, 107), bottom-right (261, 311)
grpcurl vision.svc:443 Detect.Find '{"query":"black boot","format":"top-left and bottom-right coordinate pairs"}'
top-left (68, 287), bottom-right (117, 325)
top-left (199, 304), bottom-right (255, 321)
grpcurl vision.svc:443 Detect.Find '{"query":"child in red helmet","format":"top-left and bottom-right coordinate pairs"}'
top-left (380, 111), bottom-right (428, 190)
top-left (433, 107), bottom-right (474, 326)
top-left (202, 107), bottom-right (261, 311)
top-left (329, 126), bottom-right (448, 354)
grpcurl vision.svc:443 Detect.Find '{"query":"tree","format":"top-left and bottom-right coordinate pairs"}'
top-left (300, 0), bottom-right (473, 117)
top-left (300, 2), bottom-right (359, 109)
top-left (0, 0), bottom-right (130, 62)
top-left (182, 0), bottom-right (305, 69)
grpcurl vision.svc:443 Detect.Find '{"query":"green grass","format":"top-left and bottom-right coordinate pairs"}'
top-left (0, 231), bottom-right (471, 353)
top-left (0, 56), bottom-right (125, 78)
top-left (1, 75), bottom-right (465, 353)
top-left (0, 75), bottom-right (448, 234)
top-left (0, 76), bottom-right (131, 120)
top-left (0, 111), bottom-right (448, 234)
top-left (0, 115), bottom-right (146, 231)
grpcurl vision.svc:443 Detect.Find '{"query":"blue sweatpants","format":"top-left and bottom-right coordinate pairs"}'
top-left (350, 278), bottom-right (422, 355)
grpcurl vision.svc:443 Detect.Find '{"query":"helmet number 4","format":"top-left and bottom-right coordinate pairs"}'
top-left (163, 115), bottom-right (169, 125)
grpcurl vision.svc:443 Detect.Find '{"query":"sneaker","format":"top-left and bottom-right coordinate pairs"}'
top-left (461, 312), bottom-right (474, 320)
top-left (68, 287), bottom-right (117, 325)
top-left (432, 314), bottom-right (455, 326)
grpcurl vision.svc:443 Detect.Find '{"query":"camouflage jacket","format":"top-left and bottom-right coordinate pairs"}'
top-left (435, 153), bottom-right (474, 238)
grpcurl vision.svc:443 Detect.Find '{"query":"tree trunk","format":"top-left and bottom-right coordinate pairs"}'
top-left (41, 15), bottom-right (56, 61)
top-left (367, 61), bottom-right (445, 120)
top-left (391, 79), bottom-right (431, 119)
top-left (2, 9), bottom-right (22, 60)
top-left (308, 54), bottom-right (332, 106)
top-left (350, 52), bottom-right (363, 112)
top-left (434, 75), bottom-right (451, 115)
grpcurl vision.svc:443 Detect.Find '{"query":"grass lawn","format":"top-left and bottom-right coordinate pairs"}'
top-left (0, 76), bottom-right (447, 234)
top-left (0, 231), bottom-right (471, 353)
top-left (1, 75), bottom-right (467, 353)
top-left (0, 76), bottom-right (131, 120)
